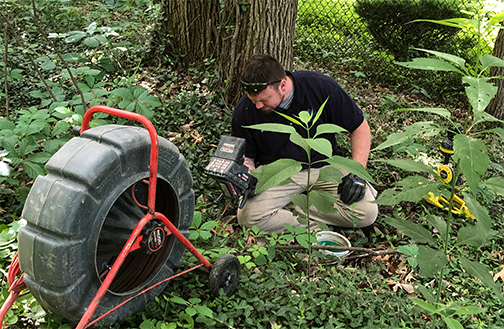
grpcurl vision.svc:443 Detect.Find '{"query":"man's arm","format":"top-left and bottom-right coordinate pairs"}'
top-left (350, 118), bottom-right (371, 168)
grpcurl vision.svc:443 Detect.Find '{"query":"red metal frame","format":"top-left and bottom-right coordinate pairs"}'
top-left (0, 253), bottom-right (27, 325)
top-left (74, 106), bottom-right (212, 329)
top-left (1, 105), bottom-right (214, 328)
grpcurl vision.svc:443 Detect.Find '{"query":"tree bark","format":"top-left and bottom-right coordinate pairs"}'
top-left (487, 22), bottom-right (504, 120)
top-left (159, 0), bottom-right (298, 105)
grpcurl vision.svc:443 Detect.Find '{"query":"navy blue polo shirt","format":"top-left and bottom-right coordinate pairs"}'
top-left (231, 71), bottom-right (364, 168)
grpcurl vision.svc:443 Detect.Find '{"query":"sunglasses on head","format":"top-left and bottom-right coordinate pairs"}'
top-left (241, 79), bottom-right (282, 93)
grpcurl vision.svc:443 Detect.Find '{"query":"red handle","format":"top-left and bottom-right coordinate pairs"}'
top-left (81, 106), bottom-right (159, 214)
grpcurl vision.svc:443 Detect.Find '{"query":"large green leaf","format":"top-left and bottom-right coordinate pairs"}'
top-left (373, 159), bottom-right (433, 174)
top-left (23, 161), bottom-right (45, 179)
top-left (462, 76), bottom-right (497, 114)
top-left (289, 132), bottom-right (309, 153)
top-left (77, 67), bottom-right (101, 76)
top-left (40, 61), bottom-right (56, 71)
top-left (415, 284), bottom-right (436, 304)
top-left (305, 138), bottom-right (332, 158)
top-left (483, 177), bottom-right (504, 196)
top-left (373, 121), bottom-right (439, 151)
top-left (86, 22), bottom-right (98, 34)
top-left (317, 166), bottom-right (344, 185)
top-left (312, 98), bottom-right (329, 128)
top-left (453, 134), bottom-right (488, 193)
top-left (0, 118), bottom-right (15, 131)
top-left (298, 111), bottom-right (311, 125)
top-left (112, 88), bottom-right (134, 101)
top-left (61, 53), bottom-right (86, 62)
top-left (27, 152), bottom-right (52, 164)
top-left (395, 58), bottom-right (464, 74)
top-left (374, 176), bottom-right (440, 205)
top-left (460, 256), bottom-right (504, 303)
top-left (410, 297), bottom-right (437, 313)
top-left (44, 139), bottom-right (67, 154)
top-left (274, 110), bottom-right (303, 127)
top-left (52, 121), bottom-right (70, 137)
top-left (373, 131), bottom-right (410, 151)
top-left (125, 102), bottom-right (137, 112)
top-left (133, 87), bottom-right (148, 99)
top-left (385, 217), bottom-right (436, 247)
top-left (118, 99), bottom-right (133, 109)
top-left (314, 123), bottom-right (347, 138)
top-left (83, 36), bottom-right (100, 47)
top-left (417, 245), bottom-right (448, 278)
top-left (487, 10), bottom-right (504, 29)
top-left (140, 95), bottom-right (162, 107)
top-left (244, 123), bottom-right (296, 135)
top-left (26, 120), bottom-right (46, 136)
top-left (137, 103), bottom-right (155, 119)
top-left (463, 192), bottom-right (494, 236)
top-left (426, 215), bottom-right (447, 238)
top-left (396, 107), bottom-right (451, 119)
top-left (457, 225), bottom-right (487, 247)
top-left (65, 31), bottom-right (86, 43)
top-left (480, 54), bottom-right (504, 72)
top-left (413, 48), bottom-right (466, 69)
top-left (252, 159), bottom-right (302, 194)
top-left (474, 111), bottom-right (504, 127)
top-left (444, 318), bottom-right (464, 329)
top-left (411, 18), bottom-right (477, 31)
top-left (310, 190), bottom-right (338, 214)
top-left (54, 106), bottom-right (73, 116)
top-left (324, 156), bottom-right (374, 183)
top-left (290, 193), bottom-right (308, 215)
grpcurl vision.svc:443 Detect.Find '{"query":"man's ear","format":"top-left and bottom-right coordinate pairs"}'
top-left (279, 78), bottom-right (287, 92)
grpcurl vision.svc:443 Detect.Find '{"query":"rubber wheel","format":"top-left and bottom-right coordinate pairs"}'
top-left (208, 254), bottom-right (240, 297)
top-left (18, 125), bottom-right (194, 325)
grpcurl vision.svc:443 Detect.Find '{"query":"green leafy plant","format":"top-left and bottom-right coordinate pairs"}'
top-left (372, 7), bottom-right (504, 328)
top-left (0, 106), bottom-right (79, 180)
top-left (246, 99), bottom-right (375, 272)
top-left (63, 21), bottom-right (120, 48)
top-left (189, 211), bottom-right (217, 241)
top-left (111, 85), bottom-right (162, 119)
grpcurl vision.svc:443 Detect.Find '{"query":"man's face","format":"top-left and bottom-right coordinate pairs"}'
top-left (247, 84), bottom-right (284, 114)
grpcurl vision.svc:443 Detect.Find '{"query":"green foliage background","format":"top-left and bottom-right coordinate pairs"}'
top-left (0, 0), bottom-right (503, 328)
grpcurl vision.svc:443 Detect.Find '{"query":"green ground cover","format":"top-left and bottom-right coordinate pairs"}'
top-left (1, 1), bottom-right (503, 328)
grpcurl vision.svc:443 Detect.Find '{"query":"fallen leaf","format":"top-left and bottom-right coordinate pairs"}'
top-left (386, 280), bottom-right (415, 294)
top-left (494, 266), bottom-right (504, 282)
top-left (244, 234), bottom-right (256, 249)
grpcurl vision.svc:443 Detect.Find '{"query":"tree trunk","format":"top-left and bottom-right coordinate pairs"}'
top-left (487, 22), bottom-right (504, 120)
top-left (159, 0), bottom-right (298, 105)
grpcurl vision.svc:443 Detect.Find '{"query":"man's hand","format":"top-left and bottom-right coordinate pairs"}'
top-left (337, 173), bottom-right (366, 205)
top-left (247, 175), bottom-right (258, 199)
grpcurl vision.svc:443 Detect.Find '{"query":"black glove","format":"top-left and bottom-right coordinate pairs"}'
top-left (239, 175), bottom-right (258, 209)
top-left (247, 175), bottom-right (258, 199)
top-left (337, 173), bottom-right (367, 205)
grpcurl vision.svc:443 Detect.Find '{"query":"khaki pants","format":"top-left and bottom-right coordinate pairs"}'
top-left (237, 167), bottom-right (378, 233)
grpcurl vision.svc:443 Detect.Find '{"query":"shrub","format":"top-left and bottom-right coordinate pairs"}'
top-left (355, 0), bottom-right (468, 61)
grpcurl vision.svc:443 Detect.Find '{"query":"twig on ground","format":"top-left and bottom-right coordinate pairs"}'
top-left (277, 244), bottom-right (399, 258)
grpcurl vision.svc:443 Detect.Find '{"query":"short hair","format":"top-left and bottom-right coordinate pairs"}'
top-left (241, 54), bottom-right (286, 86)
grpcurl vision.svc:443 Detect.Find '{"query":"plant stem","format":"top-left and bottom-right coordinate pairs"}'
top-left (277, 244), bottom-right (398, 255)
top-left (305, 122), bottom-right (313, 276)
top-left (0, 10), bottom-right (58, 103)
top-left (432, 160), bottom-right (460, 329)
top-left (3, 20), bottom-right (9, 118)
top-left (30, 0), bottom-right (87, 111)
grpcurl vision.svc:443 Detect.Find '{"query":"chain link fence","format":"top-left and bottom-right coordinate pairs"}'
top-left (295, 0), bottom-right (488, 104)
